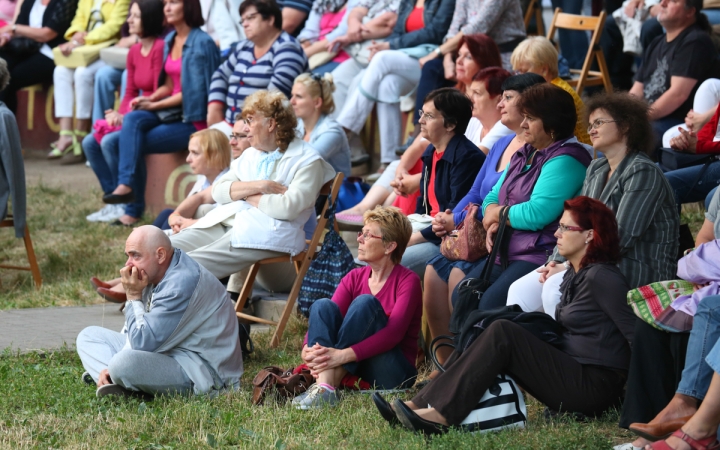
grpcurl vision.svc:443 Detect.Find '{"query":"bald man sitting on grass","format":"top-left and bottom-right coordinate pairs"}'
top-left (76, 226), bottom-right (243, 399)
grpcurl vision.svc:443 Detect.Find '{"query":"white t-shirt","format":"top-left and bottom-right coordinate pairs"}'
top-left (29, 0), bottom-right (54, 60)
top-left (464, 117), bottom-right (513, 150)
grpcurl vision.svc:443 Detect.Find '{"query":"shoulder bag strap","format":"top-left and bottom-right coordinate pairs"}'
top-left (478, 206), bottom-right (510, 282)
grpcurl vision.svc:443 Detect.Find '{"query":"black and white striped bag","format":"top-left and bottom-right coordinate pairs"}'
top-left (459, 374), bottom-right (527, 433)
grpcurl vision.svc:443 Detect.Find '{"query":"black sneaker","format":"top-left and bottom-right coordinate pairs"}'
top-left (81, 371), bottom-right (94, 386)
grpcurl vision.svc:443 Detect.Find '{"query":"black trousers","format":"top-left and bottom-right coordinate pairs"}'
top-left (0, 49), bottom-right (55, 113)
top-left (619, 320), bottom-right (690, 428)
top-left (412, 320), bottom-right (627, 426)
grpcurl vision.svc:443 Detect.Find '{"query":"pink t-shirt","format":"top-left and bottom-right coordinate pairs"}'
top-left (119, 39), bottom-right (165, 114)
top-left (165, 55), bottom-right (182, 96)
top-left (305, 264), bottom-right (422, 365)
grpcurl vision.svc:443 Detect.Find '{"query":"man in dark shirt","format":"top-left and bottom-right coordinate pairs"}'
top-left (630, 0), bottom-right (719, 145)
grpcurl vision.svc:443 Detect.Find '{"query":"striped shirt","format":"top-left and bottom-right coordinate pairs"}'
top-left (208, 31), bottom-right (308, 123)
top-left (550, 153), bottom-right (679, 288)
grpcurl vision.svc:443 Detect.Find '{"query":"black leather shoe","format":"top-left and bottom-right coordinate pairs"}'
top-left (103, 191), bottom-right (134, 204)
top-left (392, 398), bottom-right (449, 436)
top-left (372, 393), bottom-right (399, 427)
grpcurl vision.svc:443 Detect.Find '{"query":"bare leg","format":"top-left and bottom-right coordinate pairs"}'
top-left (316, 366), bottom-right (348, 388)
top-left (414, 408), bottom-right (450, 426)
top-left (338, 184), bottom-right (391, 215)
top-left (56, 117), bottom-right (75, 151)
top-left (424, 266), bottom-right (452, 364)
top-left (75, 118), bottom-right (91, 134)
top-left (646, 373), bottom-right (720, 449)
top-left (111, 184), bottom-right (133, 196)
top-left (382, 192), bottom-right (397, 207)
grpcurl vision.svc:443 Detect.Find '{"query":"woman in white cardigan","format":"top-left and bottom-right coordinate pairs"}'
top-left (169, 89), bottom-right (336, 278)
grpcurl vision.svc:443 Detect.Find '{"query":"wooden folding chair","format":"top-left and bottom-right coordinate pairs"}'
top-left (234, 173), bottom-right (345, 347)
top-left (547, 8), bottom-right (613, 96)
top-left (0, 216), bottom-right (42, 289)
top-left (524, 0), bottom-right (545, 36)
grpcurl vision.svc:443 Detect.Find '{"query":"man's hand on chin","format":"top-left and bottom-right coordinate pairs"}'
top-left (120, 266), bottom-right (149, 300)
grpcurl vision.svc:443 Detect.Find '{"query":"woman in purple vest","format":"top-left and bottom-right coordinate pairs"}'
top-left (424, 83), bottom-right (592, 365)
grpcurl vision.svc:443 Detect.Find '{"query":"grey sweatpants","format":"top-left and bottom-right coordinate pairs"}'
top-left (76, 326), bottom-right (193, 396)
top-left (170, 224), bottom-right (286, 279)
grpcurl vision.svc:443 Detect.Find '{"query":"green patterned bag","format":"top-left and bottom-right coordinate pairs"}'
top-left (627, 280), bottom-right (695, 330)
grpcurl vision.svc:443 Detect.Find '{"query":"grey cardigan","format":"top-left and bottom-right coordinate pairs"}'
top-left (550, 152), bottom-right (679, 288)
top-left (0, 102), bottom-right (27, 238)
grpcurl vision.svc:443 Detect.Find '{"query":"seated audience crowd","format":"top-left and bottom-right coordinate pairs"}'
top-left (7, 0), bottom-right (720, 445)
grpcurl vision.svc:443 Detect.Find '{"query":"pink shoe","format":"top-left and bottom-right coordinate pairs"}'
top-left (336, 213), bottom-right (364, 226)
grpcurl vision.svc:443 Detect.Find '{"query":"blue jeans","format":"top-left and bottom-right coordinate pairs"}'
top-left (307, 296), bottom-right (418, 389)
top-left (451, 259), bottom-right (539, 311)
top-left (152, 208), bottom-right (174, 230)
top-left (400, 242), bottom-right (440, 279)
top-left (551, 0), bottom-right (588, 70)
top-left (677, 296), bottom-right (720, 400)
top-left (312, 61), bottom-right (340, 75)
top-left (84, 131), bottom-right (120, 194)
top-left (118, 110), bottom-right (196, 218)
top-left (92, 66), bottom-right (127, 124)
top-left (664, 160), bottom-right (720, 207)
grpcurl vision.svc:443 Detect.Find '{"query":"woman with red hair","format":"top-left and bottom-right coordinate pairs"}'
top-left (372, 196), bottom-right (638, 434)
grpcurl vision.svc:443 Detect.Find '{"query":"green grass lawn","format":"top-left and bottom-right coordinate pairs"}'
top-left (0, 181), bottom-right (705, 448)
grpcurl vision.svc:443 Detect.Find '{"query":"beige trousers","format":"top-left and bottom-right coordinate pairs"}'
top-left (170, 224), bottom-right (286, 279)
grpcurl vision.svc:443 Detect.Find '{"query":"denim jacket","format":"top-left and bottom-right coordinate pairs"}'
top-left (386, 0), bottom-right (456, 50)
top-left (162, 28), bottom-right (221, 123)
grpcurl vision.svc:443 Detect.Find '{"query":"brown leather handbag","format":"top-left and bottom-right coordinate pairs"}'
top-left (440, 203), bottom-right (489, 262)
top-left (251, 366), bottom-right (314, 405)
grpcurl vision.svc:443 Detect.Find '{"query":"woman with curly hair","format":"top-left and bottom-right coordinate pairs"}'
top-left (167, 89), bottom-right (336, 278)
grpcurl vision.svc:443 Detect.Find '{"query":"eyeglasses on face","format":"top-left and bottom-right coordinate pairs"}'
top-left (228, 134), bottom-right (246, 141)
top-left (587, 119), bottom-right (617, 133)
top-left (357, 231), bottom-right (383, 242)
top-left (240, 12), bottom-right (259, 24)
top-left (418, 109), bottom-right (436, 121)
top-left (557, 223), bottom-right (586, 234)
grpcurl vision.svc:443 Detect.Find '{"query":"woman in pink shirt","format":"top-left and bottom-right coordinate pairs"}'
top-left (295, 206), bottom-right (422, 410)
top-left (84, 0), bottom-right (166, 223)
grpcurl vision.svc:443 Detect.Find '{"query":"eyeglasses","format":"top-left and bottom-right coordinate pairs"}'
top-left (240, 12), bottom-right (259, 25)
top-left (557, 223), bottom-right (586, 234)
top-left (418, 109), bottom-right (436, 121)
top-left (310, 73), bottom-right (324, 102)
top-left (587, 119), bottom-right (617, 133)
top-left (228, 134), bottom-right (246, 141)
top-left (357, 231), bottom-right (383, 242)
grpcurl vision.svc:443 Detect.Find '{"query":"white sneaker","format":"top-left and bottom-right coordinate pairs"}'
top-left (86, 205), bottom-right (115, 222)
top-left (293, 384), bottom-right (339, 410)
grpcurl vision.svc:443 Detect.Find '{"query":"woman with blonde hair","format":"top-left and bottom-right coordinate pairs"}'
top-left (290, 72), bottom-right (350, 177)
top-left (152, 128), bottom-right (232, 232)
top-left (510, 36), bottom-right (591, 146)
top-left (91, 90), bottom-right (336, 303)
top-left (296, 205), bottom-right (421, 410)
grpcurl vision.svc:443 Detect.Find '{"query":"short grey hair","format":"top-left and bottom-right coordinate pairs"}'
top-left (0, 58), bottom-right (9, 93)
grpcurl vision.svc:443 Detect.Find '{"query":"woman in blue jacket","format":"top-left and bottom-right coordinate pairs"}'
top-left (399, 88), bottom-right (485, 274)
top-left (102, 0), bottom-right (220, 226)
top-left (333, 0), bottom-right (455, 169)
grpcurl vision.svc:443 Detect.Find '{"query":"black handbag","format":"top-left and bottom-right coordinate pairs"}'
top-left (449, 206), bottom-right (511, 335)
top-left (5, 37), bottom-right (43, 55)
top-left (155, 106), bottom-right (183, 123)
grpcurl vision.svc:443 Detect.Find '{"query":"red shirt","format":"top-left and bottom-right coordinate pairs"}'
top-left (405, 6), bottom-right (424, 33)
top-left (426, 149), bottom-right (443, 216)
top-left (119, 39), bottom-right (165, 115)
top-left (697, 104), bottom-right (720, 154)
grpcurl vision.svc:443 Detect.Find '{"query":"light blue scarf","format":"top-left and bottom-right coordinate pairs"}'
top-left (255, 149), bottom-right (283, 180)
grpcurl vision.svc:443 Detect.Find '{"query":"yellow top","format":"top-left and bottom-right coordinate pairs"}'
top-left (552, 77), bottom-right (591, 146)
top-left (64, 0), bottom-right (130, 45)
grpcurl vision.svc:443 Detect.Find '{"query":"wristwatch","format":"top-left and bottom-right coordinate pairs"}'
top-left (11, 24), bottom-right (16, 35)
top-left (434, 47), bottom-right (441, 56)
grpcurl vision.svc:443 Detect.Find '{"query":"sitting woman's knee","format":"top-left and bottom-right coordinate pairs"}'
top-left (107, 350), bottom-right (141, 387)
